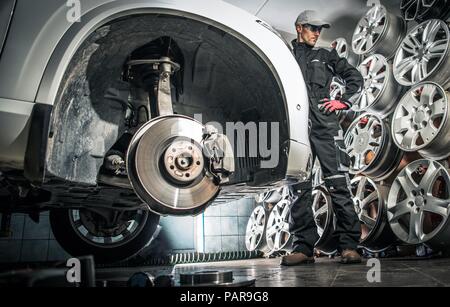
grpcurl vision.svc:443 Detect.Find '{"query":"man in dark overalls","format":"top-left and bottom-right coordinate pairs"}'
top-left (281, 10), bottom-right (364, 265)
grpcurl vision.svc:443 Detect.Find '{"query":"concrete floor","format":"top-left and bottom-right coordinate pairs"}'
top-left (97, 256), bottom-right (450, 287)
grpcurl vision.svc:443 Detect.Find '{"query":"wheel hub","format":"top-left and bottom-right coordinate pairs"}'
top-left (417, 48), bottom-right (425, 59)
top-left (415, 195), bottom-right (425, 207)
top-left (164, 140), bottom-right (204, 183)
top-left (364, 77), bottom-right (373, 89)
top-left (414, 110), bottom-right (425, 123)
top-left (355, 132), bottom-right (370, 153)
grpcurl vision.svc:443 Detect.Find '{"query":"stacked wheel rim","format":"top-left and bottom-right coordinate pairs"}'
top-left (393, 19), bottom-right (450, 88)
top-left (266, 199), bottom-right (292, 253)
top-left (354, 54), bottom-right (403, 116)
top-left (345, 113), bottom-right (403, 181)
top-left (351, 177), bottom-right (397, 252)
top-left (400, 0), bottom-right (450, 23)
top-left (387, 159), bottom-right (450, 249)
top-left (312, 187), bottom-right (338, 255)
top-left (352, 5), bottom-right (406, 59)
top-left (245, 205), bottom-right (270, 254)
top-left (331, 37), bottom-right (361, 67)
top-left (391, 82), bottom-right (450, 160)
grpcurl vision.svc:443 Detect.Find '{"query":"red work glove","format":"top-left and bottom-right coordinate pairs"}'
top-left (319, 98), bottom-right (349, 115)
top-left (359, 117), bottom-right (369, 125)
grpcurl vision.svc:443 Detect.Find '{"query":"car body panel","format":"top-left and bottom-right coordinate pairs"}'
top-left (0, 98), bottom-right (33, 169)
top-left (0, 0), bottom-right (16, 57)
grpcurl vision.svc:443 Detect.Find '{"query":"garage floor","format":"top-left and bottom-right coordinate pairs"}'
top-left (96, 257), bottom-right (450, 287)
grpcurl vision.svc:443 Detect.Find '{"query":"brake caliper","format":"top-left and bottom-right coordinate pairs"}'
top-left (202, 125), bottom-right (235, 184)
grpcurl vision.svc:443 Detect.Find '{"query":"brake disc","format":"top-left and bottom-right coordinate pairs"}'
top-left (127, 115), bottom-right (220, 216)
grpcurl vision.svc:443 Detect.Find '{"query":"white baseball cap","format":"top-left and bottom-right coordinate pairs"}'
top-left (295, 10), bottom-right (331, 28)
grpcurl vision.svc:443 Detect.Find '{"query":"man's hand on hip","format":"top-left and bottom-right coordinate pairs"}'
top-left (319, 98), bottom-right (349, 115)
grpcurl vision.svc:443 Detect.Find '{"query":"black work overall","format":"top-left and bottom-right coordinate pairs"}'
top-left (289, 41), bottom-right (363, 256)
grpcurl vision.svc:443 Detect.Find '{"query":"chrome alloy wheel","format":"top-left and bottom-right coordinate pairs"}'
top-left (245, 205), bottom-right (270, 253)
top-left (345, 113), bottom-right (403, 181)
top-left (393, 19), bottom-right (450, 88)
top-left (391, 82), bottom-right (450, 160)
top-left (400, 0), bottom-right (450, 23)
top-left (266, 199), bottom-right (292, 253)
top-left (387, 159), bottom-right (450, 248)
top-left (351, 177), bottom-right (397, 252)
top-left (354, 54), bottom-right (403, 116)
top-left (69, 209), bottom-right (148, 247)
top-left (352, 5), bottom-right (406, 59)
top-left (312, 187), bottom-right (338, 255)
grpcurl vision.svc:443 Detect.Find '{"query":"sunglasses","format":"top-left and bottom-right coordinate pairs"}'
top-left (303, 24), bottom-right (323, 33)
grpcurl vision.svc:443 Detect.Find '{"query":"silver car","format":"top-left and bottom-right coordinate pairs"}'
top-left (0, 0), bottom-right (311, 262)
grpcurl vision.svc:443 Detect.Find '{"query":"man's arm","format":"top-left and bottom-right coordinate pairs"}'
top-left (328, 49), bottom-right (363, 108)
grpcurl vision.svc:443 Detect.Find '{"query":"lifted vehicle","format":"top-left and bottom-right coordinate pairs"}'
top-left (0, 0), bottom-right (311, 262)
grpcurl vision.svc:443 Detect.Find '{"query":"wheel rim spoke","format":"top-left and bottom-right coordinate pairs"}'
top-left (428, 39), bottom-right (447, 54)
top-left (419, 161), bottom-right (440, 193)
top-left (390, 199), bottom-right (411, 222)
top-left (423, 20), bottom-right (441, 43)
top-left (281, 203), bottom-right (290, 219)
top-left (362, 191), bottom-right (378, 209)
top-left (419, 126), bottom-right (437, 144)
top-left (356, 177), bottom-right (367, 199)
top-left (397, 174), bottom-right (415, 195)
top-left (424, 199), bottom-right (449, 217)
top-left (393, 116), bottom-right (411, 133)
top-left (397, 56), bottom-right (417, 76)
top-left (431, 98), bottom-right (446, 118)
top-left (408, 210), bottom-right (423, 242)
top-left (401, 129), bottom-right (419, 148)
top-left (314, 204), bottom-right (328, 219)
top-left (361, 213), bottom-right (376, 229)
